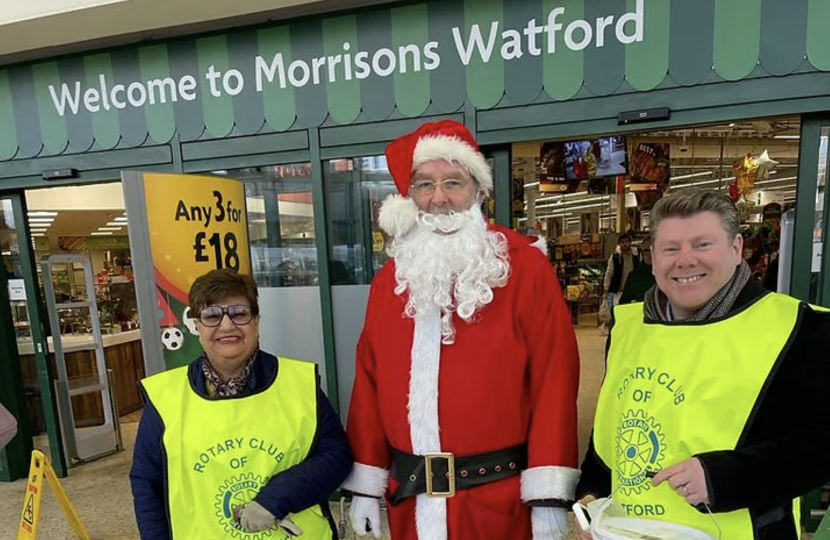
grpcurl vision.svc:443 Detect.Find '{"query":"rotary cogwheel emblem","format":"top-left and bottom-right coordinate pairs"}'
top-left (214, 473), bottom-right (275, 539)
top-left (615, 409), bottom-right (666, 496)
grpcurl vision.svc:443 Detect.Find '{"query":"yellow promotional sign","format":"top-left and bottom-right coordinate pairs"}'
top-left (17, 450), bottom-right (91, 540)
top-left (143, 173), bottom-right (251, 293)
top-left (141, 173), bottom-right (252, 369)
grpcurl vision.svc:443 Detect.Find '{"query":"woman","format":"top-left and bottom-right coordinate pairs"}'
top-left (130, 269), bottom-right (353, 539)
top-left (0, 400), bottom-right (17, 451)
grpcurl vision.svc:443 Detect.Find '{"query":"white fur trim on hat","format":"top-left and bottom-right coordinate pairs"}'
top-left (520, 466), bottom-right (581, 502)
top-left (413, 135), bottom-right (493, 193)
top-left (378, 194), bottom-right (419, 237)
top-left (341, 463), bottom-right (389, 497)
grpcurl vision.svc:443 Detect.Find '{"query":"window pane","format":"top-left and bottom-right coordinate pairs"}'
top-left (324, 157), bottom-right (397, 285)
top-left (811, 127), bottom-right (828, 303)
top-left (216, 164), bottom-right (316, 288)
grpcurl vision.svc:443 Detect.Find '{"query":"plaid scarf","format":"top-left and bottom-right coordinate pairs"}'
top-left (643, 260), bottom-right (752, 322)
top-left (200, 349), bottom-right (258, 398)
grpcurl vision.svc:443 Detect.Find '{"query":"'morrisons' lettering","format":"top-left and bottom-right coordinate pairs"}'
top-left (254, 41), bottom-right (441, 91)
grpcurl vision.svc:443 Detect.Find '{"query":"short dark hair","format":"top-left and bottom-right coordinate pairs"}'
top-left (651, 189), bottom-right (739, 241)
top-left (189, 269), bottom-right (259, 317)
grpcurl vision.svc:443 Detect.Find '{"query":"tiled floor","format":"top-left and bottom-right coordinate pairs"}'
top-left (0, 321), bottom-right (751, 540)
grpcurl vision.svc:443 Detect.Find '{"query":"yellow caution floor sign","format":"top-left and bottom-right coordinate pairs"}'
top-left (17, 450), bottom-right (92, 540)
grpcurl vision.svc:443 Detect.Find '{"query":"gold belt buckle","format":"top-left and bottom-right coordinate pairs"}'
top-left (424, 452), bottom-right (455, 498)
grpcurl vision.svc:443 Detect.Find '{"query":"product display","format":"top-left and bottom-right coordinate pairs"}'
top-left (548, 235), bottom-right (606, 325)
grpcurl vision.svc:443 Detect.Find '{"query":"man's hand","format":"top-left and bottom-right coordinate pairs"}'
top-left (575, 495), bottom-right (596, 539)
top-left (350, 495), bottom-right (382, 538)
top-left (239, 501), bottom-right (276, 532)
top-left (652, 457), bottom-right (710, 506)
top-left (531, 507), bottom-right (569, 540)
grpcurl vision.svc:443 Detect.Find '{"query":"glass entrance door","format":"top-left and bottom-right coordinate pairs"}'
top-left (0, 196), bottom-right (66, 478)
top-left (0, 198), bottom-right (46, 478)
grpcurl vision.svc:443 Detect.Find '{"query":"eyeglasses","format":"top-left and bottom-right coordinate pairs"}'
top-left (410, 178), bottom-right (469, 195)
top-left (193, 305), bottom-right (254, 327)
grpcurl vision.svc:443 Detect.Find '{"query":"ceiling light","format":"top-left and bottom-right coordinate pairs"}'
top-left (524, 182), bottom-right (540, 188)
top-left (28, 218), bottom-right (54, 223)
top-left (90, 232), bottom-right (114, 236)
top-left (30, 228), bottom-right (48, 233)
top-left (106, 222), bottom-right (126, 227)
top-left (773, 135), bottom-right (800, 140)
top-left (28, 211), bottom-right (58, 217)
top-left (113, 217), bottom-right (128, 222)
top-left (31, 233), bottom-right (44, 237)
top-left (98, 227), bottom-right (123, 231)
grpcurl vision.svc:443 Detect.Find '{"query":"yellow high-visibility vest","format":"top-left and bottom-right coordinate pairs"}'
top-left (142, 357), bottom-right (332, 539)
top-left (595, 293), bottom-right (803, 540)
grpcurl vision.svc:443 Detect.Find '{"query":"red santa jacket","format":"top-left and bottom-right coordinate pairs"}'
top-left (343, 224), bottom-right (581, 540)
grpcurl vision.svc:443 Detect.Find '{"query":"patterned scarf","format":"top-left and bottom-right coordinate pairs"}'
top-left (643, 260), bottom-right (752, 322)
top-left (200, 349), bottom-right (258, 398)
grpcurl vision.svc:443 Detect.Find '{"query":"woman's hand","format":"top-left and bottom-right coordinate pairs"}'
top-left (239, 501), bottom-right (276, 532)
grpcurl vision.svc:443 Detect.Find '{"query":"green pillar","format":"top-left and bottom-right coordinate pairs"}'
top-left (491, 146), bottom-right (514, 229)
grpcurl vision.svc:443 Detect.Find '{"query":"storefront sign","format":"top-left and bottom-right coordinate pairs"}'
top-left (47, 2), bottom-right (644, 118)
top-left (0, 0), bottom-right (825, 159)
top-left (123, 172), bottom-right (251, 372)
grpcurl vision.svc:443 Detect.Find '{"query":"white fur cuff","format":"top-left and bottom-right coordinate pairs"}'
top-left (521, 466), bottom-right (581, 502)
top-left (341, 463), bottom-right (389, 497)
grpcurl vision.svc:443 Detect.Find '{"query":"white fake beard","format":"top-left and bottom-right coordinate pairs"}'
top-left (388, 204), bottom-right (511, 344)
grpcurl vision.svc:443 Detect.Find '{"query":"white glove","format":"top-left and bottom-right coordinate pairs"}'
top-left (531, 507), bottom-right (569, 540)
top-left (277, 516), bottom-right (302, 537)
top-left (350, 495), bottom-right (382, 538)
top-left (239, 501), bottom-right (276, 532)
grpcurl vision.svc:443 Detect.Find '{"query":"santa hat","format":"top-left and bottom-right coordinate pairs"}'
top-left (379, 120), bottom-right (492, 237)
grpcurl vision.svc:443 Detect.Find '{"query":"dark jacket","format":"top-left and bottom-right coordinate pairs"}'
top-left (577, 282), bottom-right (830, 540)
top-left (619, 263), bottom-right (656, 305)
top-left (607, 251), bottom-right (641, 294)
top-left (129, 350), bottom-right (353, 540)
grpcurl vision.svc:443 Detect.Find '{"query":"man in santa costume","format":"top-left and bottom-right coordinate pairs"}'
top-left (341, 119), bottom-right (581, 540)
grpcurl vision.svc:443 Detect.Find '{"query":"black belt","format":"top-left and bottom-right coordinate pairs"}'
top-left (388, 444), bottom-right (527, 505)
